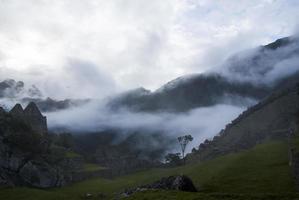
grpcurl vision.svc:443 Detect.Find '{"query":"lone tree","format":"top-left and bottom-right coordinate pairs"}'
top-left (178, 135), bottom-right (193, 165)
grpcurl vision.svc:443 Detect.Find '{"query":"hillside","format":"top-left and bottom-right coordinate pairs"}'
top-left (188, 83), bottom-right (299, 162)
top-left (108, 74), bottom-right (270, 112)
top-left (0, 140), bottom-right (296, 199)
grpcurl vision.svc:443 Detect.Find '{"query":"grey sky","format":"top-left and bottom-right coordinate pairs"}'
top-left (0, 0), bottom-right (299, 98)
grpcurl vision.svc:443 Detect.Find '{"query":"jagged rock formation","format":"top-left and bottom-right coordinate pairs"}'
top-left (9, 102), bottom-right (47, 135)
top-left (189, 83), bottom-right (299, 162)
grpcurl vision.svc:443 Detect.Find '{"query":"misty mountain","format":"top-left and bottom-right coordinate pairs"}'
top-left (108, 74), bottom-right (269, 112)
top-left (1, 36), bottom-right (298, 114)
top-left (223, 36), bottom-right (299, 82)
top-left (107, 36), bottom-right (299, 113)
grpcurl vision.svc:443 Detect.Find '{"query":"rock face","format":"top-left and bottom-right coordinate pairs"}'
top-left (121, 175), bottom-right (197, 197)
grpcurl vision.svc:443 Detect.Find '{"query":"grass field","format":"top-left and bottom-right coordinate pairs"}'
top-left (65, 151), bottom-right (82, 158)
top-left (0, 140), bottom-right (297, 200)
top-left (81, 163), bottom-right (106, 172)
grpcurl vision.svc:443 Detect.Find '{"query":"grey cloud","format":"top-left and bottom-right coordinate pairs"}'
top-left (1, 0), bottom-right (299, 96)
top-left (217, 36), bottom-right (299, 85)
top-left (65, 59), bottom-right (118, 98)
top-left (46, 101), bottom-right (244, 150)
top-left (265, 57), bottom-right (299, 83)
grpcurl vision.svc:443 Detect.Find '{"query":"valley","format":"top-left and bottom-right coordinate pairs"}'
top-left (0, 24), bottom-right (299, 199)
top-left (0, 140), bottom-right (296, 199)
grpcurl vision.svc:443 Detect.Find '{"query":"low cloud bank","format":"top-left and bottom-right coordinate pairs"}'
top-left (218, 36), bottom-right (299, 85)
top-left (46, 100), bottom-right (245, 150)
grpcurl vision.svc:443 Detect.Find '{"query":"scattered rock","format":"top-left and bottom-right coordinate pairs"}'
top-left (84, 193), bottom-right (93, 199)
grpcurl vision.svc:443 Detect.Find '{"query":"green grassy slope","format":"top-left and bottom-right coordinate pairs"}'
top-left (0, 140), bottom-right (297, 200)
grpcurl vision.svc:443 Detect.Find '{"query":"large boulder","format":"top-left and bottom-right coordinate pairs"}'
top-left (143, 175), bottom-right (197, 192)
top-left (121, 175), bottom-right (197, 197)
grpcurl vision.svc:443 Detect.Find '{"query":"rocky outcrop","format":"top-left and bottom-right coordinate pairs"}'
top-left (120, 175), bottom-right (197, 197)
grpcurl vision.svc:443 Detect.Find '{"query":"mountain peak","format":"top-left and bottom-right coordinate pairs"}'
top-left (263, 36), bottom-right (292, 50)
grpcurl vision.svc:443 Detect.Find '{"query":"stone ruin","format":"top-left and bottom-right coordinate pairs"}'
top-left (0, 102), bottom-right (47, 135)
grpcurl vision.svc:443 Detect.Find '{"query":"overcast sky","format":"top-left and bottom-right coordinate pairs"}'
top-left (0, 0), bottom-right (299, 99)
